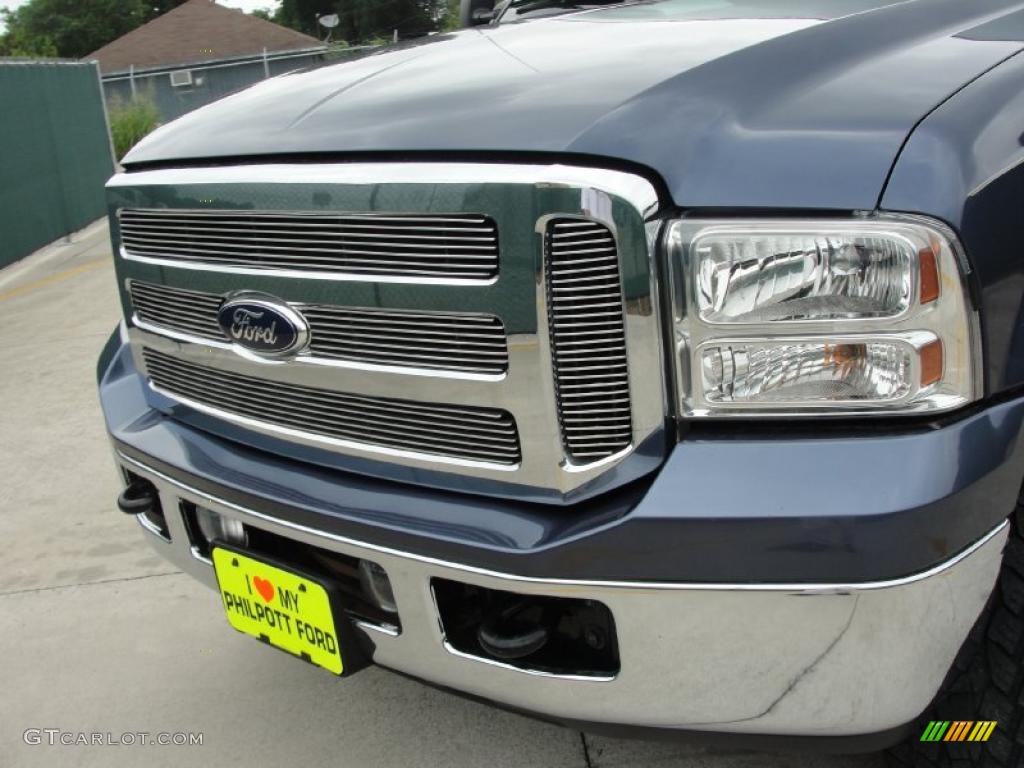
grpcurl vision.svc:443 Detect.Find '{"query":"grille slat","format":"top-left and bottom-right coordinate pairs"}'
top-left (549, 262), bottom-right (619, 275)
top-left (131, 295), bottom-right (220, 316)
top-left (549, 326), bottom-right (624, 337)
top-left (150, 363), bottom-right (517, 434)
top-left (161, 383), bottom-right (520, 448)
top-left (129, 283), bottom-right (223, 337)
top-left (310, 332), bottom-right (508, 353)
top-left (122, 243), bottom-right (496, 269)
top-left (133, 294), bottom-right (219, 313)
top-left (554, 344), bottom-right (627, 354)
top-left (142, 349), bottom-right (521, 466)
top-left (119, 209), bottom-right (499, 280)
top-left (115, 221), bottom-right (495, 233)
top-left (122, 210), bottom-right (488, 224)
top-left (130, 282), bottom-right (221, 304)
top-left (300, 310), bottom-right (498, 327)
top-left (128, 281), bottom-right (508, 375)
top-left (122, 234), bottom-right (500, 255)
top-left (545, 219), bottom-right (632, 463)
top-left (126, 259), bottom-right (488, 280)
top-left (120, 224), bottom-right (497, 242)
top-left (313, 343), bottom-right (508, 362)
top-left (301, 311), bottom-right (502, 332)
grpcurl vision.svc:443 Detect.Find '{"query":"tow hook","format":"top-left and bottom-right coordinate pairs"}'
top-left (117, 478), bottom-right (159, 516)
top-left (477, 599), bottom-right (554, 660)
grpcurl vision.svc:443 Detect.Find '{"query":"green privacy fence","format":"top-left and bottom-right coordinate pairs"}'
top-left (0, 60), bottom-right (114, 267)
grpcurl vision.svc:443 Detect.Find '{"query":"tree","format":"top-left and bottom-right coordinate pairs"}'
top-left (0, 0), bottom-right (151, 59)
top-left (271, 0), bottom-right (449, 43)
top-left (0, 0), bottom-right (456, 59)
top-left (334, 0), bottom-right (439, 43)
top-left (0, 10), bottom-right (58, 56)
top-left (145, 0), bottom-right (190, 20)
top-left (274, 0), bottom-right (332, 36)
top-left (249, 8), bottom-right (275, 21)
top-left (440, 0), bottom-right (461, 31)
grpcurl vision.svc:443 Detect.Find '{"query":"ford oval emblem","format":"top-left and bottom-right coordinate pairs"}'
top-left (217, 293), bottom-right (310, 360)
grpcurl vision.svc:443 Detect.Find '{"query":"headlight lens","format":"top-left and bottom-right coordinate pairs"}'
top-left (695, 230), bottom-right (916, 323)
top-left (668, 218), bottom-right (978, 417)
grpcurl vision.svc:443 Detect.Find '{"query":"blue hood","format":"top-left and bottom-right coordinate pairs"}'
top-left (123, 0), bottom-right (1024, 210)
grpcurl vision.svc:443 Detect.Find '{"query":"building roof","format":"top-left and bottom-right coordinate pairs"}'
top-left (85, 0), bottom-right (324, 74)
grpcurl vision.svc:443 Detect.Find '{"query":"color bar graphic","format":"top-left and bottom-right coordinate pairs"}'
top-left (920, 721), bottom-right (997, 742)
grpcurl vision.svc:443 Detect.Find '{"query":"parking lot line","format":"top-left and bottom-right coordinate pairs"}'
top-left (0, 257), bottom-right (108, 302)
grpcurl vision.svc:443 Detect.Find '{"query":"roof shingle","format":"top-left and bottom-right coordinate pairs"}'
top-left (85, 0), bottom-right (323, 74)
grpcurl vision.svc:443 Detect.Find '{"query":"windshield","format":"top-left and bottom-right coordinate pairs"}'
top-left (495, 0), bottom-right (889, 23)
top-left (496, 0), bottom-right (631, 23)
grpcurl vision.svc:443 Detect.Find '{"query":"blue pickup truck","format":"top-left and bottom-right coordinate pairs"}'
top-left (97, 1), bottom-right (1024, 764)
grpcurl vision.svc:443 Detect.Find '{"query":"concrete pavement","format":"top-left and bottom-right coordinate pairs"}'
top-left (0, 221), bottom-right (886, 768)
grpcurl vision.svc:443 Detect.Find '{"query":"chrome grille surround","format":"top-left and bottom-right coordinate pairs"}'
top-left (545, 219), bottom-right (633, 462)
top-left (142, 348), bottom-right (521, 468)
top-left (128, 280), bottom-right (509, 376)
top-left (118, 208), bottom-right (499, 282)
top-left (109, 163), bottom-right (667, 499)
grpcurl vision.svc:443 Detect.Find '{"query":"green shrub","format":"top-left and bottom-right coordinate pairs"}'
top-left (107, 95), bottom-right (160, 160)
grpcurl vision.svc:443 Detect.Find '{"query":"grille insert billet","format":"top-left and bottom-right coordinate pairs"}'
top-left (118, 208), bottom-right (499, 280)
top-left (545, 219), bottom-right (633, 462)
top-left (142, 349), bottom-right (521, 466)
top-left (128, 281), bottom-right (508, 375)
top-left (129, 281), bottom-right (223, 340)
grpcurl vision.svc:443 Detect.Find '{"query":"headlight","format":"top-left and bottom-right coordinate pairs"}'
top-left (667, 217), bottom-right (979, 417)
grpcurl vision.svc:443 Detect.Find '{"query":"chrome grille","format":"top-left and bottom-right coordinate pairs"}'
top-left (545, 219), bottom-right (632, 461)
top-left (118, 209), bottom-right (499, 280)
top-left (142, 349), bottom-right (521, 466)
top-left (129, 281), bottom-right (223, 339)
top-left (300, 305), bottom-right (507, 374)
top-left (110, 163), bottom-right (667, 498)
top-left (128, 281), bottom-right (508, 375)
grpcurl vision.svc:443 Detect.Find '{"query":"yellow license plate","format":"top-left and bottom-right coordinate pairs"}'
top-left (212, 548), bottom-right (344, 675)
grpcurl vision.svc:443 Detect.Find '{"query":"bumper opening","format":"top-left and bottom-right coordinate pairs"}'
top-left (432, 578), bottom-right (619, 678)
top-left (181, 501), bottom-right (249, 560)
top-left (242, 525), bottom-right (401, 634)
top-left (179, 500), bottom-right (401, 633)
top-left (119, 471), bottom-right (169, 540)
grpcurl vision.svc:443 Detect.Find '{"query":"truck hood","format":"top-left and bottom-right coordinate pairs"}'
top-left (123, 0), bottom-right (1024, 210)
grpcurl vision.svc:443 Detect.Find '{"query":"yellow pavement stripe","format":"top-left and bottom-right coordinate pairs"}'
top-left (0, 257), bottom-right (108, 302)
top-left (968, 722), bottom-right (985, 741)
top-left (981, 721), bottom-right (997, 741)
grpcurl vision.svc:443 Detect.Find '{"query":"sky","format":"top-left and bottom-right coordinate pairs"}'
top-left (0, 0), bottom-right (284, 18)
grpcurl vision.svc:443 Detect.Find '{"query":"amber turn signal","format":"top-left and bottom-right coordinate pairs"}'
top-left (919, 243), bottom-right (941, 304)
top-left (921, 339), bottom-right (944, 387)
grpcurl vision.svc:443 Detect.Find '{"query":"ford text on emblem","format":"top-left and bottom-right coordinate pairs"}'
top-left (217, 294), bottom-right (310, 359)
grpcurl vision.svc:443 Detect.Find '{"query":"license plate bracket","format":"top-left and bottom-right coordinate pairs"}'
top-left (211, 544), bottom-right (367, 676)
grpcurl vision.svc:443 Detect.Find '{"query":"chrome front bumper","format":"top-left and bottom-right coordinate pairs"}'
top-left (120, 452), bottom-right (1006, 738)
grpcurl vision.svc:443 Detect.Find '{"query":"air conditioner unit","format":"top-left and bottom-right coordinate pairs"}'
top-left (169, 70), bottom-right (193, 87)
